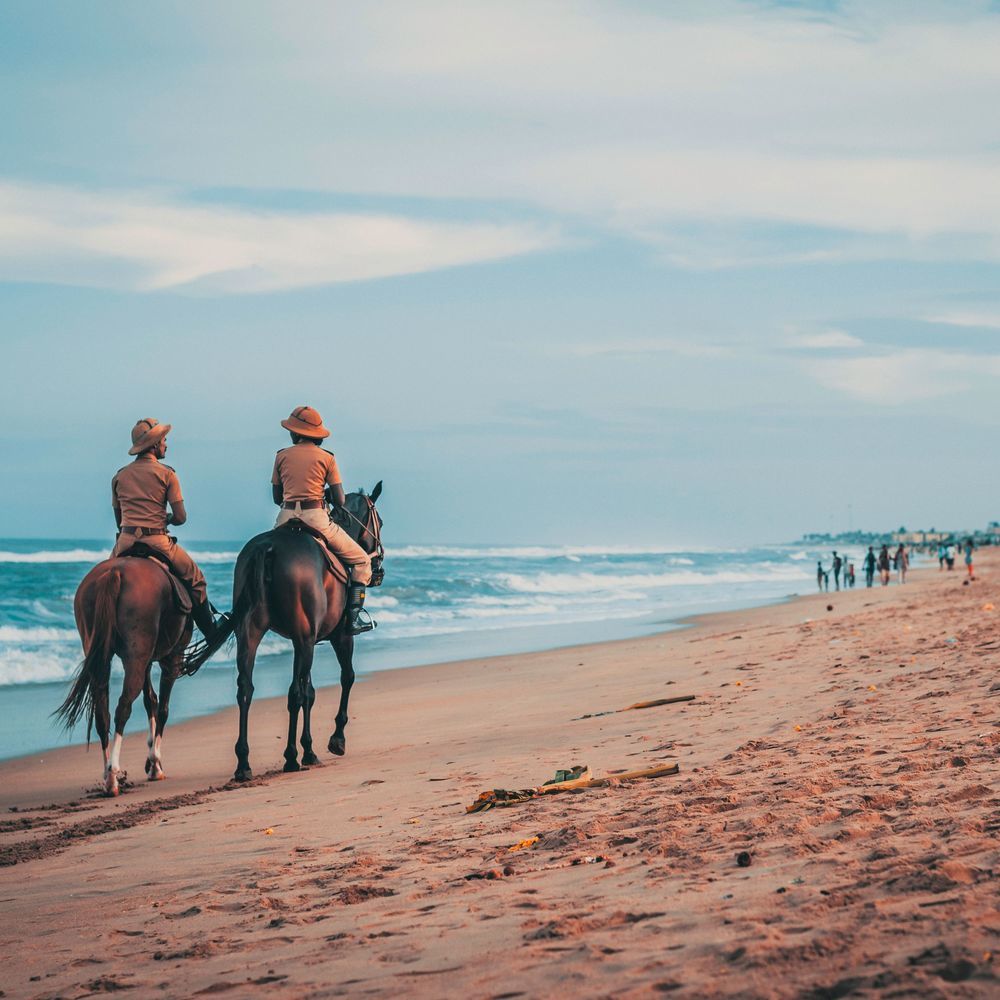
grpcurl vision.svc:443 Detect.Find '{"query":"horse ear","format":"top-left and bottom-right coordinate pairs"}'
top-left (370, 480), bottom-right (382, 503)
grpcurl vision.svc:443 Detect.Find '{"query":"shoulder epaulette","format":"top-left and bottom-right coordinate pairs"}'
top-left (322, 448), bottom-right (336, 458)
top-left (161, 463), bottom-right (176, 472)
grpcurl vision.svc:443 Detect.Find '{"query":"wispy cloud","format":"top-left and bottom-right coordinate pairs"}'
top-left (569, 338), bottom-right (733, 360)
top-left (804, 348), bottom-right (1000, 403)
top-left (786, 329), bottom-right (865, 350)
top-left (924, 310), bottom-right (1000, 330)
top-left (0, 181), bottom-right (561, 293)
top-left (10, 3), bottom-right (1000, 270)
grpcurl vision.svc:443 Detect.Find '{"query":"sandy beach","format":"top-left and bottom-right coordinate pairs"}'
top-left (1, 556), bottom-right (998, 998)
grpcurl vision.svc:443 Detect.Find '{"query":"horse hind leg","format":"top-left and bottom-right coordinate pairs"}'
top-left (142, 672), bottom-right (164, 781)
top-left (234, 624), bottom-right (263, 782)
top-left (300, 669), bottom-right (319, 767)
top-left (328, 629), bottom-right (355, 756)
top-left (93, 668), bottom-right (113, 778)
top-left (106, 653), bottom-right (149, 796)
top-left (145, 659), bottom-right (178, 781)
top-left (283, 638), bottom-right (315, 773)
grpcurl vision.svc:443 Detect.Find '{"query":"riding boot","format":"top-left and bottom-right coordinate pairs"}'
top-left (191, 598), bottom-right (220, 641)
top-left (347, 582), bottom-right (375, 635)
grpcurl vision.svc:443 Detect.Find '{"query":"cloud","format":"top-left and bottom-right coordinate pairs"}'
top-left (0, 181), bottom-right (561, 293)
top-left (924, 311), bottom-right (1000, 330)
top-left (787, 329), bottom-right (865, 350)
top-left (569, 338), bottom-right (733, 360)
top-left (8, 3), bottom-right (1000, 268)
top-left (804, 348), bottom-right (1000, 403)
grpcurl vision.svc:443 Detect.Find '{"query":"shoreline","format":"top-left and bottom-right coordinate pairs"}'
top-left (0, 570), bottom-right (865, 780)
top-left (2, 556), bottom-right (997, 997)
top-left (0, 577), bottom-right (825, 764)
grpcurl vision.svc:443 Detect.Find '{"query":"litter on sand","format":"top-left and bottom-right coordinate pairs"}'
top-left (466, 762), bottom-right (680, 813)
top-left (573, 694), bottom-right (695, 720)
top-left (507, 837), bottom-right (540, 852)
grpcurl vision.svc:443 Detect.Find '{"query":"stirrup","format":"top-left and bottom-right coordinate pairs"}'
top-left (349, 609), bottom-right (376, 635)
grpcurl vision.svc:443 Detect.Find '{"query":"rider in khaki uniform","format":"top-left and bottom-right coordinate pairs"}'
top-left (112, 418), bottom-right (220, 639)
top-left (271, 406), bottom-right (374, 634)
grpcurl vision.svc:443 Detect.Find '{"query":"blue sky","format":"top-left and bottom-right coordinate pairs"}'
top-left (2, 0), bottom-right (1000, 545)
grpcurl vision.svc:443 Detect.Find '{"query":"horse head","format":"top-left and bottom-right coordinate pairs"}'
top-left (338, 480), bottom-right (384, 584)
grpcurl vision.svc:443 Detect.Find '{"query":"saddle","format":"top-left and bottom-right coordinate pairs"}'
top-left (275, 520), bottom-right (349, 585)
top-left (118, 543), bottom-right (194, 615)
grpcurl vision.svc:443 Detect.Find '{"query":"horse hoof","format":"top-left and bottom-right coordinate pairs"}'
top-left (233, 768), bottom-right (253, 782)
top-left (148, 766), bottom-right (165, 781)
top-left (302, 752), bottom-right (320, 766)
top-left (328, 737), bottom-right (345, 756)
top-left (283, 759), bottom-right (301, 773)
top-left (104, 773), bottom-right (120, 797)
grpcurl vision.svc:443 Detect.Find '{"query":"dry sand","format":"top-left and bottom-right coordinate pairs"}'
top-left (1, 555), bottom-right (998, 998)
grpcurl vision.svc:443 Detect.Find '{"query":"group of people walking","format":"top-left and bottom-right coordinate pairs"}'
top-left (817, 544), bottom-right (909, 592)
top-left (109, 406), bottom-right (376, 638)
top-left (938, 539), bottom-right (976, 579)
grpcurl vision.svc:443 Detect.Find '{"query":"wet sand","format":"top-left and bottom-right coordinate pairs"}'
top-left (1, 555), bottom-right (998, 998)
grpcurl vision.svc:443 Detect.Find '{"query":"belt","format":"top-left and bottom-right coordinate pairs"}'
top-left (282, 500), bottom-right (326, 510)
top-left (121, 526), bottom-right (168, 536)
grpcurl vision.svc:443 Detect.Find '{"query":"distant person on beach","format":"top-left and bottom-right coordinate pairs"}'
top-left (864, 547), bottom-right (876, 587)
top-left (945, 543), bottom-right (956, 570)
top-left (964, 539), bottom-right (975, 579)
top-left (832, 551), bottom-right (842, 590)
top-left (878, 544), bottom-right (891, 586)
top-left (111, 418), bottom-right (221, 639)
top-left (271, 405), bottom-right (374, 632)
top-left (847, 560), bottom-right (856, 587)
top-left (894, 543), bottom-right (909, 584)
top-left (938, 543), bottom-right (946, 570)
top-left (817, 560), bottom-right (824, 592)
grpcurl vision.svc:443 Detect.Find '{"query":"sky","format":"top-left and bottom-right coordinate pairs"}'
top-left (2, 0), bottom-right (1000, 546)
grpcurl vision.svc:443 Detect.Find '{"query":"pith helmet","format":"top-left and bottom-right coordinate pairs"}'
top-left (281, 405), bottom-right (330, 439)
top-left (128, 417), bottom-right (171, 455)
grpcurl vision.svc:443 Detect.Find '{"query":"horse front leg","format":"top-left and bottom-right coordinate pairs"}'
top-left (284, 639), bottom-right (314, 772)
top-left (328, 629), bottom-right (355, 756)
top-left (142, 671), bottom-right (162, 780)
top-left (234, 624), bottom-right (263, 782)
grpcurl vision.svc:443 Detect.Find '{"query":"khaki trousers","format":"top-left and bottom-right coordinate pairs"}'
top-left (275, 504), bottom-right (372, 585)
top-left (112, 532), bottom-right (208, 603)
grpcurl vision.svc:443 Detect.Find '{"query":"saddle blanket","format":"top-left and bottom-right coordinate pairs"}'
top-left (118, 546), bottom-right (193, 615)
top-left (275, 519), bottom-right (350, 585)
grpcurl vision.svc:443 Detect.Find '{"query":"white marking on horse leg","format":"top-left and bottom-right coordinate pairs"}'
top-left (147, 715), bottom-right (156, 754)
top-left (105, 733), bottom-right (124, 795)
top-left (148, 731), bottom-right (165, 780)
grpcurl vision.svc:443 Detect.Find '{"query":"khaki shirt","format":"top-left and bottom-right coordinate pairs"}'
top-left (271, 442), bottom-right (342, 502)
top-left (112, 454), bottom-right (182, 529)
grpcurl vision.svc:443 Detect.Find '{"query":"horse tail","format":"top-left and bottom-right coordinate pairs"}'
top-left (55, 567), bottom-right (121, 741)
top-left (180, 543), bottom-right (271, 675)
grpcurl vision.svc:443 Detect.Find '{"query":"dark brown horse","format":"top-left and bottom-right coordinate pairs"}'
top-left (184, 483), bottom-right (383, 782)
top-left (56, 557), bottom-right (193, 796)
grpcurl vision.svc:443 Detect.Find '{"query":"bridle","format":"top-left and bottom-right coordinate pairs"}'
top-left (338, 494), bottom-right (384, 582)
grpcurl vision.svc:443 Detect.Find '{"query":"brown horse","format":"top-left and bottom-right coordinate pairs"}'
top-left (183, 483), bottom-right (383, 782)
top-left (56, 556), bottom-right (193, 796)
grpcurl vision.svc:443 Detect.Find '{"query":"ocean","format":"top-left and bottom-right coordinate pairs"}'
top-left (0, 537), bottom-right (856, 761)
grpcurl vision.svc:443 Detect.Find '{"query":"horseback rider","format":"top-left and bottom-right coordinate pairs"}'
top-left (111, 418), bottom-right (221, 640)
top-left (271, 406), bottom-right (374, 635)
